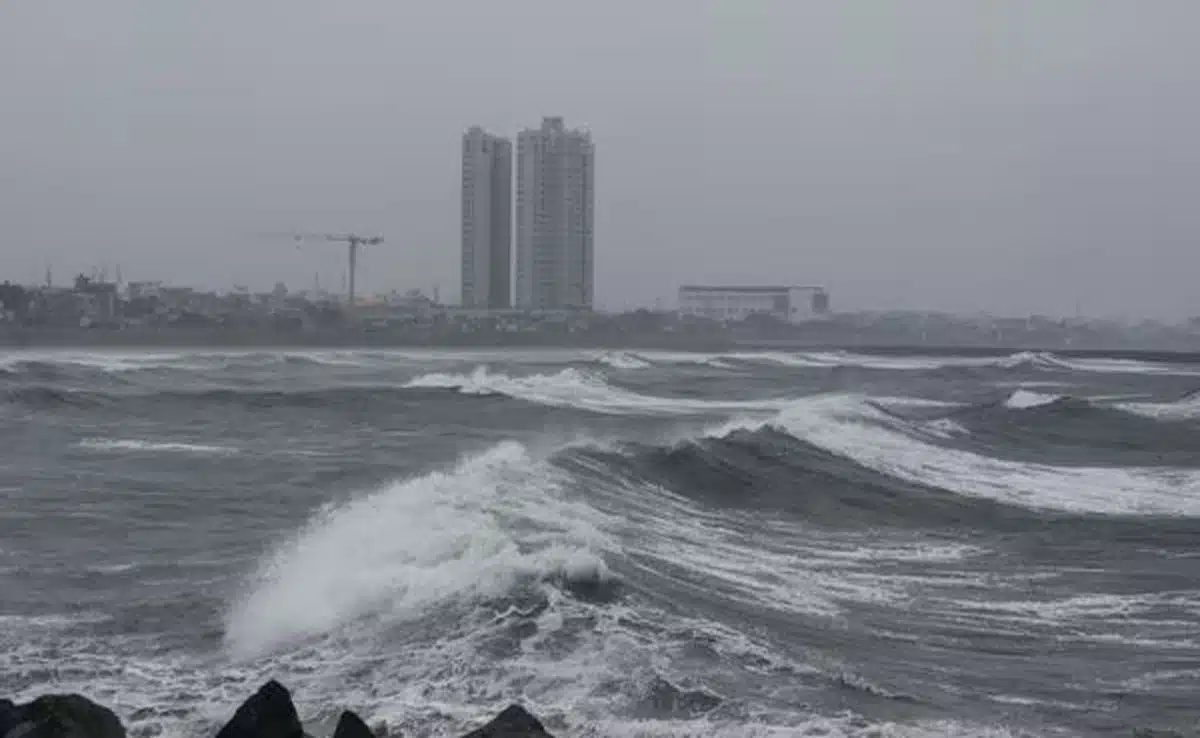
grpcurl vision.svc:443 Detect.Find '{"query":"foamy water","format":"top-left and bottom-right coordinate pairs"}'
top-left (2, 346), bottom-right (1198, 737)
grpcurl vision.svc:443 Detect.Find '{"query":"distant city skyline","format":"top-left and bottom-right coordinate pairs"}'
top-left (459, 117), bottom-right (596, 311)
top-left (2, 3), bottom-right (1198, 320)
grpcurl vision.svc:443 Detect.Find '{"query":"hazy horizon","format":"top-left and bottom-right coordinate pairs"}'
top-left (2, 1), bottom-right (1197, 320)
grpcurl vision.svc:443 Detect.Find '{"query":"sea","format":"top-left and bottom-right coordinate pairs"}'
top-left (1, 347), bottom-right (1198, 738)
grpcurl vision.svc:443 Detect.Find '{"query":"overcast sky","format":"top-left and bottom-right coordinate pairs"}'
top-left (2, 1), bottom-right (1197, 319)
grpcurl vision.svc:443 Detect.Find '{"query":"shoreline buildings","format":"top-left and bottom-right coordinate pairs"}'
top-left (461, 116), bottom-right (595, 311)
top-left (460, 127), bottom-right (513, 309)
top-left (677, 285), bottom-right (831, 323)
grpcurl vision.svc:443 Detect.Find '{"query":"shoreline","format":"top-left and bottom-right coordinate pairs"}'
top-left (2, 328), bottom-right (1199, 362)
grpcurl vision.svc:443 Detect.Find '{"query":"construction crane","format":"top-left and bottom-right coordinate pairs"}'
top-left (266, 231), bottom-right (384, 307)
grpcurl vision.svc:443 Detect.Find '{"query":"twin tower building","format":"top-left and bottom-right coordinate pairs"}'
top-left (461, 116), bottom-right (595, 311)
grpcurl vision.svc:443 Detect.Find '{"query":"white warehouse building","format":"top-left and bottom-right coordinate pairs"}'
top-left (677, 285), bottom-right (830, 323)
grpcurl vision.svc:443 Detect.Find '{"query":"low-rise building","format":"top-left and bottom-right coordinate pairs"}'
top-left (677, 285), bottom-right (830, 323)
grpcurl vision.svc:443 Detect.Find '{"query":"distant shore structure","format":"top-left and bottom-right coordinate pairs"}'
top-left (460, 116), bottom-right (595, 312)
top-left (678, 285), bottom-right (831, 323)
top-left (461, 127), bottom-right (513, 309)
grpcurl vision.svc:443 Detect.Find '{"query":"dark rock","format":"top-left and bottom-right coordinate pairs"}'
top-left (1, 699), bottom-right (19, 738)
top-left (1, 694), bottom-right (125, 738)
top-left (215, 681), bottom-right (304, 738)
top-left (332, 711), bottom-right (375, 738)
top-left (459, 705), bottom-right (554, 738)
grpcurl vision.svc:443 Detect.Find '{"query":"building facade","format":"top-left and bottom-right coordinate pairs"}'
top-left (678, 285), bottom-right (831, 323)
top-left (461, 127), bottom-right (513, 309)
top-left (515, 116), bottom-right (595, 310)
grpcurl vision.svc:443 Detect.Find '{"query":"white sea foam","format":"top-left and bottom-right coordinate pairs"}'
top-left (632, 351), bottom-right (736, 369)
top-left (78, 439), bottom-right (241, 456)
top-left (1002, 389), bottom-right (1063, 409)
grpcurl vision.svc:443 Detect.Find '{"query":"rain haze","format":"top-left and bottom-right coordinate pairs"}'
top-left (2, 0), bottom-right (1198, 319)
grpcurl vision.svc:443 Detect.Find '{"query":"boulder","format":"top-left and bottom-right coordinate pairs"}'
top-left (215, 681), bottom-right (304, 738)
top-left (0, 694), bottom-right (125, 738)
top-left (332, 711), bottom-right (375, 738)
top-left (459, 705), bottom-right (554, 738)
top-left (0, 700), bottom-right (17, 734)
top-left (1, 699), bottom-right (19, 738)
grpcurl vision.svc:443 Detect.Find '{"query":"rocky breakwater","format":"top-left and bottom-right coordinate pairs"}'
top-left (1, 681), bottom-right (556, 738)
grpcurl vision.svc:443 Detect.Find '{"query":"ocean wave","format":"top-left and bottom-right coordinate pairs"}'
top-left (402, 366), bottom-right (786, 416)
top-left (223, 441), bottom-right (615, 658)
top-left (629, 352), bottom-right (736, 369)
top-left (10, 347), bottom-right (1200, 738)
top-left (732, 351), bottom-right (1003, 372)
top-left (959, 387), bottom-right (1200, 426)
top-left (714, 349), bottom-right (1200, 377)
top-left (205, 410), bottom-right (1200, 737)
top-left (0, 351), bottom-right (201, 374)
top-left (765, 395), bottom-right (1200, 517)
top-left (217, 433), bottom-right (1005, 734)
top-left (4, 347), bottom-right (1197, 383)
top-left (1118, 393), bottom-right (1200, 421)
top-left (223, 425), bottom-right (996, 652)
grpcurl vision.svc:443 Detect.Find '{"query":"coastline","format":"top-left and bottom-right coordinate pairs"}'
top-left (2, 326), bottom-right (1199, 361)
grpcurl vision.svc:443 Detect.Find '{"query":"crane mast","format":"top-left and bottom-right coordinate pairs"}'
top-left (283, 231), bottom-right (384, 307)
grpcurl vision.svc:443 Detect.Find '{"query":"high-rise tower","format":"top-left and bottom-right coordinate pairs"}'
top-left (461, 126), bottom-right (513, 309)
top-left (515, 117), bottom-right (595, 310)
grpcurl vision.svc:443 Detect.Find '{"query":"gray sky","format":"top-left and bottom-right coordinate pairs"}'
top-left (1, 1), bottom-right (1197, 319)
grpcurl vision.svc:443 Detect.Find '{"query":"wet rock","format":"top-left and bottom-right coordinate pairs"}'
top-left (215, 681), bottom-right (304, 738)
top-left (459, 705), bottom-right (554, 738)
top-left (332, 711), bottom-right (375, 738)
top-left (1, 694), bottom-right (125, 738)
top-left (0, 700), bottom-right (19, 738)
top-left (1, 700), bottom-right (19, 738)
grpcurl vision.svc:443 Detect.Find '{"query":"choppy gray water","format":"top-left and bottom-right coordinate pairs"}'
top-left (2, 348), bottom-right (1199, 737)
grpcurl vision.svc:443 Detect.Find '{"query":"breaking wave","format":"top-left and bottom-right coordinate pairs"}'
top-left (227, 393), bottom-right (1200, 660)
top-left (593, 351), bottom-right (652, 370)
top-left (767, 395), bottom-right (1200, 517)
top-left (1002, 389), bottom-right (1063, 409)
top-left (1119, 393), bottom-right (1200, 421)
top-left (224, 442), bottom-right (614, 658)
top-left (402, 366), bottom-right (786, 415)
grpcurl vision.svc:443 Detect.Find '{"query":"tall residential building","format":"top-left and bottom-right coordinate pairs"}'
top-left (461, 126), bottom-right (513, 309)
top-left (515, 116), bottom-right (595, 310)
